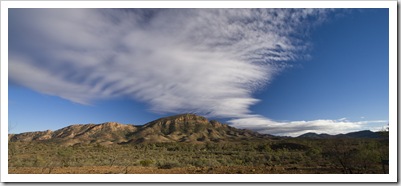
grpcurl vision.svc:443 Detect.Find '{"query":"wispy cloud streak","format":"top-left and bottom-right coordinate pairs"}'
top-left (9, 8), bottom-right (362, 136)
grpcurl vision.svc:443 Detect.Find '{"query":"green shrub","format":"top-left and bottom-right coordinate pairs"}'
top-left (139, 159), bottom-right (154, 167)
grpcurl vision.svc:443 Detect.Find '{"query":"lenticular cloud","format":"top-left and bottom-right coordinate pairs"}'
top-left (9, 9), bottom-right (331, 135)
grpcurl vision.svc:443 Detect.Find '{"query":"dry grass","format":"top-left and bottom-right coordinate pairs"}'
top-left (9, 165), bottom-right (342, 174)
top-left (8, 137), bottom-right (388, 174)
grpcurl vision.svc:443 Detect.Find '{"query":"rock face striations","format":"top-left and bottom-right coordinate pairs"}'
top-left (130, 113), bottom-right (264, 143)
top-left (9, 122), bottom-right (138, 146)
top-left (8, 114), bottom-right (265, 146)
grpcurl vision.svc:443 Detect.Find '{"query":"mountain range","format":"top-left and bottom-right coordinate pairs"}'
top-left (297, 130), bottom-right (385, 139)
top-left (8, 113), bottom-right (385, 146)
top-left (8, 114), bottom-right (266, 146)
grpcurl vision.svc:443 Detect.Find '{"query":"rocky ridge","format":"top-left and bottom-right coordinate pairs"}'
top-left (8, 114), bottom-right (265, 146)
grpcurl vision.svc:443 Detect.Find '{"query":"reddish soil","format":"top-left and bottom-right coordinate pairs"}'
top-left (9, 165), bottom-right (342, 174)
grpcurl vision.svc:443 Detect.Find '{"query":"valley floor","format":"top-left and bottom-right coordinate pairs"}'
top-left (8, 137), bottom-right (389, 174)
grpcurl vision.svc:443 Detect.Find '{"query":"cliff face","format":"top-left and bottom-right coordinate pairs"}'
top-left (8, 114), bottom-right (265, 146)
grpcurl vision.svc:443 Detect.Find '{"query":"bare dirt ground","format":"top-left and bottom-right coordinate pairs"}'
top-left (9, 165), bottom-right (341, 174)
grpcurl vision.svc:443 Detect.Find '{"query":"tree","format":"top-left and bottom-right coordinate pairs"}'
top-left (323, 139), bottom-right (359, 173)
top-left (324, 139), bottom-right (386, 173)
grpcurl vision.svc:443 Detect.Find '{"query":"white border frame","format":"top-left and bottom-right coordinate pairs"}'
top-left (1, 0), bottom-right (397, 183)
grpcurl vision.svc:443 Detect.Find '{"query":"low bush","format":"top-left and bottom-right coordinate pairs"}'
top-left (139, 159), bottom-right (154, 167)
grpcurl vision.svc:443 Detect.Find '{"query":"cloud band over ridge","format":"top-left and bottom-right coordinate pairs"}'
top-left (9, 9), bottom-right (385, 136)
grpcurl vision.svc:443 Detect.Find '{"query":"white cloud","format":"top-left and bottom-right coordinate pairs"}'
top-left (9, 8), bottom-right (361, 136)
top-left (229, 115), bottom-right (388, 136)
top-left (8, 55), bottom-right (103, 105)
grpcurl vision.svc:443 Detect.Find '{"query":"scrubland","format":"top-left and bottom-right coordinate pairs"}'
top-left (8, 137), bottom-right (388, 174)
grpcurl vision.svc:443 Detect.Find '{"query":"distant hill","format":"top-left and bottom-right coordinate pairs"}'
top-left (297, 130), bottom-right (384, 139)
top-left (8, 113), bottom-right (266, 146)
top-left (297, 132), bottom-right (332, 139)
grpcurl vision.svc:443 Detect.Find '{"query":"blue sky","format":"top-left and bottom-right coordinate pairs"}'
top-left (8, 8), bottom-right (389, 136)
